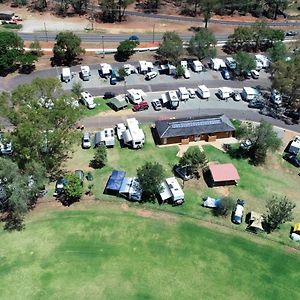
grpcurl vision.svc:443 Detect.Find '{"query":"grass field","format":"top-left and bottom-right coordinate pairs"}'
top-left (0, 202), bottom-right (299, 300)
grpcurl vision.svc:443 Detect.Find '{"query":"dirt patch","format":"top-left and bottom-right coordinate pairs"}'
top-left (121, 202), bottom-right (129, 211)
top-left (136, 208), bottom-right (153, 218)
top-left (214, 186), bottom-right (230, 197)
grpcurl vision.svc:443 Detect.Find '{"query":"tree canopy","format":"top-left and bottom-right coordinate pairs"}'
top-left (267, 41), bottom-right (287, 63)
top-left (63, 173), bottom-right (84, 205)
top-left (91, 144), bottom-right (107, 168)
top-left (233, 51), bottom-right (256, 75)
top-left (116, 39), bottom-right (138, 61)
top-left (187, 29), bottom-right (217, 60)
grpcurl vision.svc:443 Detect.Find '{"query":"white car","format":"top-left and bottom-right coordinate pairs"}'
top-left (82, 132), bottom-right (91, 149)
top-left (250, 69), bottom-right (259, 79)
top-left (188, 88), bottom-right (196, 98)
top-left (151, 99), bottom-right (162, 111)
top-left (232, 91), bottom-right (241, 101)
top-left (145, 71), bottom-right (158, 81)
top-left (116, 123), bottom-right (126, 140)
top-left (183, 69), bottom-right (190, 79)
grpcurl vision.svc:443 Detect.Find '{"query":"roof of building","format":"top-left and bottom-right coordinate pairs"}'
top-left (155, 114), bottom-right (235, 139)
top-left (209, 163), bottom-right (240, 182)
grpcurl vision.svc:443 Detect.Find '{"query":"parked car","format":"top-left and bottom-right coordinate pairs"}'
top-left (145, 71), bottom-right (158, 81)
top-left (248, 99), bottom-right (265, 109)
top-left (110, 71), bottom-right (117, 85)
top-left (128, 35), bottom-right (139, 42)
top-left (82, 132), bottom-right (91, 149)
top-left (188, 88), bottom-right (196, 98)
top-left (174, 165), bottom-right (193, 181)
top-left (243, 70), bottom-right (251, 79)
top-left (232, 91), bottom-right (241, 101)
top-left (285, 30), bottom-right (298, 37)
top-left (103, 92), bottom-right (116, 99)
top-left (54, 176), bottom-right (67, 196)
top-left (250, 69), bottom-right (260, 79)
top-left (151, 99), bottom-right (162, 111)
top-left (74, 170), bottom-right (85, 185)
top-left (132, 101), bottom-right (149, 112)
top-left (284, 154), bottom-right (300, 167)
top-left (221, 68), bottom-right (231, 80)
top-left (232, 199), bottom-right (245, 224)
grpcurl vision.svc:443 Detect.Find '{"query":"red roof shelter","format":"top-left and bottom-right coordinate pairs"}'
top-left (208, 163), bottom-right (240, 186)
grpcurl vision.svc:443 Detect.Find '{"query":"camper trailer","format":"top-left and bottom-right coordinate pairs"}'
top-left (217, 87), bottom-right (233, 100)
top-left (210, 58), bottom-right (226, 70)
top-left (241, 87), bottom-right (260, 101)
top-left (178, 87), bottom-right (189, 101)
top-left (80, 91), bottom-right (96, 109)
top-left (138, 61), bottom-right (154, 74)
top-left (61, 67), bottom-right (71, 82)
top-left (123, 64), bottom-right (137, 75)
top-left (126, 89), bottom-right (146, 104)
top-left (80, 65), bottom-right (91, 81)
top-left (159, 63), bottom-right (176, 75)
top-left (94, 128), bottom-right (115, 147)
top-left (225, 57), bottom-right (237, 70)
top-left (190, 60), bottom-right (203, 72)
top-left (197, 85), bottom-right (210, 99)
top-left (119, 177), bottom-right (142, 201)
top-left (166, 91), bottom-right (180, 109)
top-left (160, 177), bottom-right (184, 205)
top-left (122, 118), bottom-right (145, 149)
top-left (99, 63), bottom-right (112, 77)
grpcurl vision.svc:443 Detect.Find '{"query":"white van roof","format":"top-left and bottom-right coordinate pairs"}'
top-left (198, 85), bottom-right (209, 92)
top-left (62, 67), bottom-right (71, 76)
top-left (243, 87), bottom-right (258, 95)
top-left (178, 87), bottom-right (188, 94)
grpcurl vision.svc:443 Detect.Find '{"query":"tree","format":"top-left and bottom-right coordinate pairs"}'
top-left (233, 51), bottom-right (256, 75)
top-left (91, 144), bottom-right (107, 168)
top-left (213, 197), bottom-right (235, 217)
top-left (137, 161), bottom-right (165, 201)
top-left (157, 31), bottom-right (183, 64)
top-left (18, 52), bottom-right (38, 74)
top-left (201, 0), bottom-right (218, 29)
top-left (63, 173), bottom-right (84, 205)
top-left (225, 27), bottom-right (254, 53)
top-left (176, 64), bottom-right (185, 78)
top-left (0, 31), bottom-right (24, 73)
top-left (118, 66), bottom-right (128, 78)
top-left (264, 196), bottom-right (295, 232)
top-left (272, 54), bottom-right (300, 108)
top-left (100, 0), bottom-right (118, 23)
top-left (29, 39), bottom-right (43, 57)
top-left (179, 146), bottom-right (208, 175)
top-left (70, 0), bottom-right (89, 14)
top-left (187, 29), bottom-right (217, 60)
top-left (267, 41), bottom-right (287, 63)
top-left (71, 81), bottom-right (84, 99)
top-left (53, 31), bottom-right (85, 65)
top-left (117, 0), bottom-right (134, 22)
top-left (116, 40), bottom-right (138, 60)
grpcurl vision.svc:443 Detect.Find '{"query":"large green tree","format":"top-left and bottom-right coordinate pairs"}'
top-left (53, 31), bottom-right (85, 65)
top-left (100, 0), bottom-right (118, 23)
top-left (233, 51), bottom-right (256, 75)
top-left (91, 144), bottom-right (107, 168)
top-left (63, 173), bottom-right (84, 205)
top-left (137, 161), bottom-right (165, 201)
top-left (116, 40), bottom-right (138, 60)
top-left (267, 41), bottom-right (287, 63)
top-left (157, 31), bottom-right (183, 64)
top-left (188, 29), bottom-right (217, 60)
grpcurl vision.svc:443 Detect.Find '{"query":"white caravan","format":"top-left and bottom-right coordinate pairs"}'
top-left (217, 87), bottom-right (233, 100)
top-left (167, 90), bottom-right (180, 109)
top-left (211, 58), bottom-right (226, 70)
top-left (97, 128), bottom-right (115, 147)
top-left (122, 118), bottom-right (145, 149)
top-left (138, 60), bottom-right (154, 74)
top-left (241, 87), bottom-right (260, 101)
top-left (255, 54), bottom-right (270, 68)
top-left (80, 65), bottom-right (91, 81)
top-left (123, 64), bottom-right (137, 75)
top-left (178, 87), bottom-right (189, 101)
top-left (190, 60), bottom-right (203, 72)
top-left (116, 123), bottom-right (127, 140)
top-left (160, 177), bottom-right (184, 205)
top-left (197, 85), bottom-right (210, 99)
top-left (126, 89), bottom-right (146, 104)
top-left (99, 63), bottom-right (112, 77)
top-left (80, 91), bottom-right (96, 109)
top-left (61, 67), bottom-right (71, 82)
top-left (180, 60), bottom-right (190, 79)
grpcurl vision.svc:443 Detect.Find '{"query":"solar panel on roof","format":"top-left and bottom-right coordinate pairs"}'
top-left (170, 118), bottom-right (222, 129)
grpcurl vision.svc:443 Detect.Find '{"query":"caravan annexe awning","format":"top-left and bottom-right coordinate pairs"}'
top-left (105, 170), bottom-right (126, 193)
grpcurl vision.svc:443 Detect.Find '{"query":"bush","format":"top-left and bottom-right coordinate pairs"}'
top-left (213, 197), bottom-right (235, 217)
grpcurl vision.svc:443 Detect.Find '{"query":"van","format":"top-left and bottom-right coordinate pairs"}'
top-left (61, 67), bottom-right (71, 82)
top-left (80, 66), bottom-right (90, 81)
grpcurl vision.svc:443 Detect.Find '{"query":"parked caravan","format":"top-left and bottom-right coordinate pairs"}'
top-left (255, 54), bottom-right (270, 68)
top-left (159, 177), bottom-right (184, 206)
top-left (80, 65), bottom-right (91, 81)
top-left (126, 89), bottom-right (146, 104)
top-left (61, 67), bottom-right (71, 82)
top-left (123, 64), bottom-right (137, 75)
top-left (190, 60), bottom-right (203, 72)
top-left (166, 91), bottom-right (180, 109)
top-left (241, 87), bottom-right (260, 101)
top-left (210, 58), bottom-right (226, 70)
top-left (99, 63), bottom-right (112, 77)
top-left (217, 87), bottom-right (233, 100)
top-left (119, 177), bottom-right (142, 201)
top-left (180, 60), bottom-right (190, 79)
top-left (80, 91), bottom-right (96, 109)
top-left (159, 63), bottom-right (176, 75)
top-left (138, 60), bottom-right (154, 74)
top-left (100, 128), bottom-right (115, 147)
top-left (178, 87), bottom-right (189, 101)
top-left (225, 57), bottom-right (237, 70)
top-left (197, 85), bottom-right (210, 99)
top-left (122, 118), bottom-right (145, 149)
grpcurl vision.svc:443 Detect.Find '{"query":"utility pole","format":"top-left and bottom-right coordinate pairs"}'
top-left (44, 22), bottom-right (48, 42)
top-left (102, 35), bottom-right (105, 58)
top-left (152, 24), bottom-right (155, 44)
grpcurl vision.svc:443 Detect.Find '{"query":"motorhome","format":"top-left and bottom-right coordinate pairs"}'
top-left (241, 87), bottom-right (260, 101)
top-left (99, 63), bottom-right (112, 77)
top-left (159, 177), bottom-right (184, 205)
top-left (126, 89), bottom-right (146, 104)
top-left (80, 65), bottom-right (90, 81)
top-left (166, 91), bottom-right (180, 109)
top-left (197, 85), bottom-right (210, 99)
top-left (80, 91), bottom-right (96, 109)
top-left (138, 61), bottom-right (154, 74)
top-left (190, 60), bottom-right (203, 72)
top-left (122, 118), bottom-right (145, 149)
top-left (178, 87), bottom-right (189, 101)
top-left (217, 87), bottom-right (233, 100)
top-left (255, 54), bottom-right (270, 68)
top-left (225, 57), bottom-right (237, 70)
top-left (61, 67), bottom-right (71, 82)
top-left (210, 58), bottom-right (226, 70)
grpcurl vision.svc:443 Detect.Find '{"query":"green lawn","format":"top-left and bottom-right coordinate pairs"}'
top-left (81, 97), bottom-right (114, 117)
top-left (0, 24), bottom-right (22, 32)
top-left (0, 202), bottom-right (299, 300)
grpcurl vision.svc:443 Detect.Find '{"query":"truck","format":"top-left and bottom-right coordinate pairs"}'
top-left (166, 91), bottom-right (180, 109)
top-left (177, 87), bottom-right (189, 101)
top-left (122, 118), bottom-right (145, 149)
top-left (61, 67), bottom-right (71, 82)
top-left (241, 87), bottom-right (260, 102)
top-left (197, 85), bottom-right (210, 99)
top-left (80, 65), bottom-right (91, 81)
top-left (190, 60), bottom-right (203, 72)
top-left (80, 91), bottom-right (96, 109)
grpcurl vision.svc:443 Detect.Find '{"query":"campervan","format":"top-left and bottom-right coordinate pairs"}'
top-left (197, 85), bottom-right (210, 99)
top-left (166, 91), bottom-right (180, 109)
top-left (122, 118), bottom-right (145, 149)
top-left (241, 87), bottom-right (260, 102)
top-left (126, 89), bottom-right (146, 104)
top-left (210, 58), bottom-right (226, 70)
top-left (80, 65), bottom-right (90, 81)
top-left (217, 87), bottom-right (233, 100)
top-left (160, 177), bottom-right (184, 205)
top-left (80, 91), bottom-right (96, 109)
top-left (190, 60), bottom-right (203, 72)
top-left (61, 67), bottom-right (71, 82)
top-left (138, 61), bottom-right (154, 74)
top-left (99, 63), bottom-right (112, 77)
top-left (225, 57), bottom-right (237, 70)
top-left (178, 87), bottom-right (189, 101)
